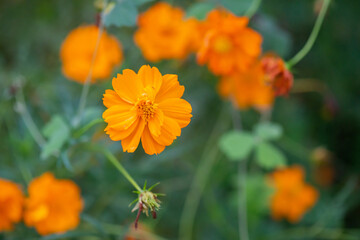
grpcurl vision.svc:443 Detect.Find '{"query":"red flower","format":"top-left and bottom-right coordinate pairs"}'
top-left (261, 54), bottom-right (293, 96)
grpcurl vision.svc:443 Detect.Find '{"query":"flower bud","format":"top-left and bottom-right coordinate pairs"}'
top-left (131, 190), bottom-right (161, 229)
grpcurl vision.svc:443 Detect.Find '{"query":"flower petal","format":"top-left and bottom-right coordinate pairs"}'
top-left (138, 65), bottom-right (162, 94)
top-left (148, 108), bottom-right (164, 137)
top-left (158, 98), bottom-right (192, 128)
top-left (103, 106), bottom-right (138, 131)
top-left (112, 69), bottom-right (144, 104)
top-left (153, 116), bottom-right (181, 146)
top-left (121, 119), bottom-right (146, 153)
top-left (236, 28), bottom-right (262, 57)
top-left (141, 126), bottom-right (166, 155)
top-left (103, 89), bottom-right (128, 108)
top-left (155, 74), bottom-right (184, 103)
top-left (105, 118), bottom-right (140, 141)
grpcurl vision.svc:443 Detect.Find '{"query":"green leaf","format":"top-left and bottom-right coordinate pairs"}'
top-left (143, 180), bottom-right (147, 190)
top-left (104, 0), bottom-right (138, 27)
top-left (255, 122), bottom-right (283, 141)
top-left (255, 142), bottom-right (286, 169)
top-left (148, 182), bottom-right (160, 191)
top-left (219, 0), bottom-right (252, 15)
top-left (41, 115), bottom-right (70, 159)
top-left (186, 2), bottom-right (215, 20)
top-left (219, 131), bottom-right (255, 161)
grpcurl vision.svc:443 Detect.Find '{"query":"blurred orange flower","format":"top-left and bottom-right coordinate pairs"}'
top-left (0, 179), bottom-right (24, 232)
top-left (125, 223), bottom-right (154, 240)
top-left (24, 172), bottom-right (83, 235)
top-left (134, 2), bottom-right (200, 62)
top-left (269, 166), bottom-right (318, 223)
top-left (261, 53), bottom-right (293, 96)
top-left (218, 60), bottom-right (274, 110)
top-left (103, 65), bottom-right (192, 155)
top-left (60, 25), bottom-right (123, 84)
top-left (197, 9), bottom-right (262, 76)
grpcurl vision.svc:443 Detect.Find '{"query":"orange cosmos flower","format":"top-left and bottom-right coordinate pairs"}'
top-left (102, 65), bottom-right (192, 155)
top-left (197, 9), bottom-right (262, 76)
top-left (269, 166), bottom-right (318, 223)
top-left (134, 2), bottom-right (200, 62)
top-left (60, 25), bottom-right (123, 84)
top-left (24, 172), bottom-right (83, 235)
top-left (218, 60), bottom-right (274, 110)
top-left (0, 179), bottom-right (24, 232)
top-left (261, 53), bottom-right (293, 96)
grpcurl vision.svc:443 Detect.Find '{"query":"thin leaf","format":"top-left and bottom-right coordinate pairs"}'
top-left (143, 180), bottom-right (147, 190)
top-left (148, 182), bottom-right (160, 191)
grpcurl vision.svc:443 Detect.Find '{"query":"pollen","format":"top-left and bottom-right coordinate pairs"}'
top-left (136, 97), bottom-right (157, 122)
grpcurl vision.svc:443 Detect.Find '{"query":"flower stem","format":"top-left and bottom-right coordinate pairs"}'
top-left (244, 0), bottom-right (262, 18)
top-left (73, 118), bottom-right (104, 138)
top-left (102, 149), bottom-right (142, 192)
top-left (230, 107), bottom-right (249, 240)
top-left (238, 160), bottom-right (249, 240)
top-left (72, 1), bottom-right (107, 127)
top-left (287, 0), bottom-right (331, 68)
top-left (15, 86), bottom-right (46, 147)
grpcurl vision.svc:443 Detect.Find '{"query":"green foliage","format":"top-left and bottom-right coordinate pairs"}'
top-left (41, 115), bottom-right (70, 159)
top-left (220, 123), bottom-right (285, 169)
top-left (219, 130), bottom-right (255, 161)
top-left (103, 0), bottom-right (138, 27)
top-left (246, 174), bottom-right (273, 225)
top-left (0, 0), bottom-right (359, 239)
top-left (255, 122), bottom-right (283, 141)
top-left (255, 142), bottom-right (286, 169)
top-left (186, 2), bottom-right (215, 20)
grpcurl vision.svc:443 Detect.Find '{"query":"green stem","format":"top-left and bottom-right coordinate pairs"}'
top-left (287, 0), bottom-right (331, 68)
top-left (73, 118), bottom-right (104, 138)
top-left (244, 0), bottom-right (262, 18)
top-left (72, 1), bottom-right (108, 127)
top-left (179, 104), bottom-right (230, 240)
top-left (15, 88), bottom-right (46, 147)
top-left (102, 149), bottom-right (142, 192)
top-left (238, 160), bottom-right (249, 240)
top-left (230, 107), bottom-right (249, 240)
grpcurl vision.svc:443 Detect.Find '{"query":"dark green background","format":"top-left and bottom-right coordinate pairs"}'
top-left (1, 0), bottom-right (359, 239)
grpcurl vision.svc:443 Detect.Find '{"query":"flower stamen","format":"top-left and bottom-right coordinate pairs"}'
top-left (136, 97), bottom-right (157, 122)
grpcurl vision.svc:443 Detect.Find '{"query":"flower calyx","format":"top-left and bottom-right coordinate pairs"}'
top-left (130, 182), bottom-right (164, 229)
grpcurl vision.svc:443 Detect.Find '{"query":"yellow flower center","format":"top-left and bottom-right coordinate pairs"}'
top-left (213, 36), bottom-right (233, 53)
top-left (136, 96), bottom-right (157, 122)
top-left (29, 204), bottom-right (49, 222)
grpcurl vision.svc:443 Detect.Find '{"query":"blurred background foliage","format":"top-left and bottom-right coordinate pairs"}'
top-left (1, 0), bottom-right (360, 239)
